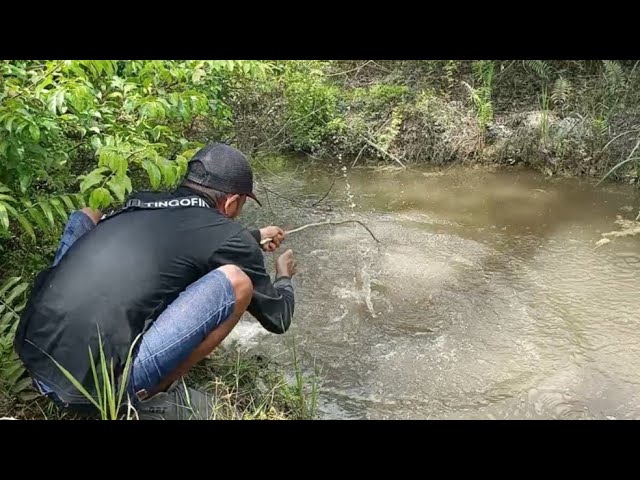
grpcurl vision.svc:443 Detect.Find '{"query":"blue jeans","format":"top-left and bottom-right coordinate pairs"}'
top-left (38, 211), bottom-right (236, 405)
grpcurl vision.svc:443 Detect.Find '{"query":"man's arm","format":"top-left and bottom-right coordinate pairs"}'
top-left (211, 229), bottom-right (295, 334)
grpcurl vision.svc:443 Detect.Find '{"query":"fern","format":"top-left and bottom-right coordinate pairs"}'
top-left (0, 184), bottom-right (84, 242)
top-left (603, 60), bottom-right (625, 94)
top-left (472, 60), bottom-right (495, 87)
top-left (523, 60), bottom-right (552, 80)
top-left (551, 76), bottom-right (572, 106)
top-left (465, 61), bottom-right (495, 131)
top-left (592, 117), bottom-right (609, 137)
top-left (0, 276), bottom-right (35, 401)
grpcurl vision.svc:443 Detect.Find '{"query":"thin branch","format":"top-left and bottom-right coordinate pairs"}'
top-left (7, 61), bottom-right (65, 101)
top-left (326, 61), bottom-right (374, 77)
top-left (254, 106), bottom-right (326, 150)
top-left (257, 184), bottom-right (309, 209)
top-left (263, 184), bottom-right (273, 214)
top-left (254, 158), bottom-right (285, 179)
top-left (258, 181), bottom-right (335, 210)
top-left (369, 61), bottom-right (393, 73)
top-left (261, 219), bottom-right (380, 245)
top-left (302, 150), bottom-right (322, 161)
top-left (355, 132), bottom-right (406, 169)
top-left (443, 157), bottom-right (462, 173)
top-left (352, 115), bottom-right (392, 168)
top-left (311, 179), bottom-right (335, 207)
top-left (320, 112), bottom-right (406, 169)
top-left (352, 144), bottom-right (367, 168)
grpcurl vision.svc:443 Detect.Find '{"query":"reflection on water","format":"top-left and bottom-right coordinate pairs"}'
top-left (225, 160), bottom-right (640, 419)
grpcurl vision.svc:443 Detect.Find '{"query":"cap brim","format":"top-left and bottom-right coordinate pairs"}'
top-left (247, 192), bottom-right (262, 207)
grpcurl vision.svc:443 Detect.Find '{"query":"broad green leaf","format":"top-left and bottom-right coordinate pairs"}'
top-left (0, 311), bottom-right (15, 329)
top-left (115, 155), bottom-right (128, 178)
top-left (0, 277), bottom-right (21, 297)
top-left (91, 136), bottom-right (103, 151)
top-left (29, 125), bottom-right (40, 142)
top-left (75, 193), bottom-right (87, 208)
top-left (61, 195), bottom-right (76, 212)
top-left (28, 205), bottom-right (49, 231)
top-left (15, 120), bottom-right (29, 136)
top-left (49, 197), bottom-right (68, 222)
top-left (56, 89), bottom-right (66, 112)
top-left (175, 154), bottom-right (188, 177)
top-left (0, 194), bottom-right (16, 203)
top-left (5, 282), bottom-right (28, 305)
top-left (107, 177), bottom-right (126, 202)
top-left (0, 202), bottom-right (9, 230)
top-left (3, 361), bottom-right (24, 383)
top-left (80, 167), bottom-right (108, 193)
top-left (159, 161), bottom-right (177, 187)
top-left (192, 69), bottom-right (205, 83)
top-left (97, 151), bottom-right (109, 168)
top-left (14, 299), bottom-right (27, 314)
top-left (13, 377), bottom-right (33, 393)
top-left (47, 94), bottom-right (58, 115)
top-left (89, 187), bottom-right (113, 210)
top-left (39, 201), bottom-right (55, 227)
top-left (19, 171), bottom-right (33, 193)
top-left (89, 126), bottom-right (101, 134)
top-left (15, 214), bottom-right (35, 242)
top-left (141, 160), bottom-right (161, 189)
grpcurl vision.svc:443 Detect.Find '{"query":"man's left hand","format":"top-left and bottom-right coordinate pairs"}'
top-left (259, 226), bottom-right (285, 252)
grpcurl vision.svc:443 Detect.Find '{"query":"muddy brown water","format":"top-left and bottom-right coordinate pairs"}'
top-left (224, 159), bottom-right (640, 419)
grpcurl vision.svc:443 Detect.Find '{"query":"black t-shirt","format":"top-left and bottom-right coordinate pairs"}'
top-left (14, 187), bottom-right (294, 404)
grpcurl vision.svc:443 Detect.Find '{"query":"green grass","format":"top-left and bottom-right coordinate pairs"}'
top-left (185, 341), bottom-right (321, 420)
top-left (2, 338), bottom-right (321, 421)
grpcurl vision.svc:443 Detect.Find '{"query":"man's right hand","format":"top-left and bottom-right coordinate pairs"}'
top-left (276, 249), bottom-right (297, 278)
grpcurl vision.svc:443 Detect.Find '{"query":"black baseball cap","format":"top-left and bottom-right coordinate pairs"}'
top-left (185, 143), bottom-right (262, 206)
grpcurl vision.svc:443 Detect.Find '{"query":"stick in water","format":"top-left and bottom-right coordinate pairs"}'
top-left (260, 220), bottom-right (381, 245)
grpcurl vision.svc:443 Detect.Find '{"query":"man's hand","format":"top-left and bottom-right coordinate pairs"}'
top-left (276, 249), bottom-right (297, 278)
top-left (259, 226), bottom-right (285, 252)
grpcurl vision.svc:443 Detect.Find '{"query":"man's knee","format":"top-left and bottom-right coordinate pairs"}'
top-left (80, 207), bottom-right (102, 225)
top-left (217, 265), bottom-right (252, 307)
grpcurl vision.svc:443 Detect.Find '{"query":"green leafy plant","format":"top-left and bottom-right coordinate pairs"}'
top-left (48, 328), bottom-right (142, 420)
top-left (463, 60), bottom-right (495, 131)
top-left (1, 60), bottom-right (270, 227)
top-left (523, 60), bottom-right (552, 81)
top-left (0, 277), bottom-right (34, 402)
top-left (0, 183), bottom-right (84, 241)
top-left (551, 76), bottom-right (572, 107)
top-left (603, 60), bottom-right (625, 96)
top-left (539, 86), bottom-right (551, 145)
top-left (281, 61), bottom-right (342, 151)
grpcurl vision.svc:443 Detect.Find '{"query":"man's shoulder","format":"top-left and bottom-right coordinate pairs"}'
top-left (126, 188), bottom-right (189, 202)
